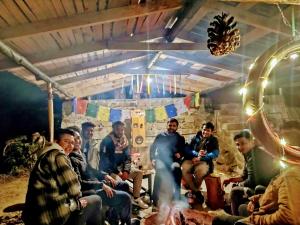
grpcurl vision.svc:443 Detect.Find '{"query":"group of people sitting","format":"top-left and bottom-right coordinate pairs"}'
top-left (22, 118), bottom-right (300, 225)
top-left (22, 121), bottom-right (145, 225)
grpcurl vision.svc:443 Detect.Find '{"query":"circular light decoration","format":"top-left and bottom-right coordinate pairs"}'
top-left (207, 12), bottom-right (240, 56)
top-left (243, 38), bottom-right (300, 165)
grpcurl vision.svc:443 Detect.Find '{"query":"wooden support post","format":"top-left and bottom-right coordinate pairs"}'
top-left (48, 83), bottom-right (54, 143)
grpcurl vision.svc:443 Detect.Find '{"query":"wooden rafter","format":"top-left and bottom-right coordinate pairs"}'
top-left (1, 42), bottom-right (208, 71)
top-left (0, 0), bottom-right (181, 40)
top-left (205, 1), bottom-right (291, 36)
top-left (154, 59), bottom-right (234, 82)
top-left (0, 29), bottom-right (164, 71)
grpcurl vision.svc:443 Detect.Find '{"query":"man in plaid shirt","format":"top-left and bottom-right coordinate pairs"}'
top-left (22, 129), bottom-right (103, 225)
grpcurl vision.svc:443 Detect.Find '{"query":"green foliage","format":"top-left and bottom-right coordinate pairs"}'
top-left (1, 135), bottom-right (43, 175)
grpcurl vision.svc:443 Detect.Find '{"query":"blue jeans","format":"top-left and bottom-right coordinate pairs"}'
top-left (97, 181), bottom-right (131, 225)
top-left (65, 194), bottom-right (103, 225)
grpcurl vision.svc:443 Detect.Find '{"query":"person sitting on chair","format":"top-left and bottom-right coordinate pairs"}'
top-left (223, 130), bottom-right (279, 216)
top-left (22, 129), bottom-right (103, 225)
top-left (99, 121), bottom-right (148, 209)
top-left (182, 122), bottom-right (219, 203)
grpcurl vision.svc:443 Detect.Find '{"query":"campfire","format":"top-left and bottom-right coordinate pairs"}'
top-left (142, 204), bottom-right (213, 225)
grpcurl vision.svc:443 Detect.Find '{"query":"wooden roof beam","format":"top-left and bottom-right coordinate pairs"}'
top-left (0, 0), bottom-right (181, 40)
top-left (1, 42), bottom-right (208, 71)
top-left (164, 0), bottom-right (210, 42)
top-left (57, 59), bottom-right (148, 85)
top-left (1, 29), bottom-right (164, 71)
top-left (154, 59), bottom-right (234, 82)
top-left (205, 1), bottom-right (291, 36)
top-left (44, 52), bottom-right (149, 78)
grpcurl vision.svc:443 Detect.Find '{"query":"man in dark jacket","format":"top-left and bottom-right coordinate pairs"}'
top-left (22, 129), bottom-right (102, 225)
top-left (68, 127), bottom-right (135, 225)
top-left (100, 121), bottom-right (148, 209)
top-left (223, 130), bottom-right (279, 215)
top-left (150, 118), bottom-right (186, 206)
top-left (182, 122), bottom-right (219, 203)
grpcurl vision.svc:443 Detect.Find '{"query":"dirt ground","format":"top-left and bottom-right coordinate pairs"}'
top-left (0, 173), bottom-right (28, 216)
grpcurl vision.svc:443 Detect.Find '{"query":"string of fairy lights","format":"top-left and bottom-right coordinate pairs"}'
top-left (240, 38), bottom-right (300, 167)
top-left (236, 4), bottom-right (300, 167)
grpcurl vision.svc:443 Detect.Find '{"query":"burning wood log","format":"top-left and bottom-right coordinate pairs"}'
top-left (142, 204), bottom-right (213, 225)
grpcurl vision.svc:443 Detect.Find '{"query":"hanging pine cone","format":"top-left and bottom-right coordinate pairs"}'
top-left (207, 12), bottom-right (240, 56)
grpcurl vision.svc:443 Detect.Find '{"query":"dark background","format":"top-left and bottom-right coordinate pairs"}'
top-left (0, 71), bottom-right (62, 151)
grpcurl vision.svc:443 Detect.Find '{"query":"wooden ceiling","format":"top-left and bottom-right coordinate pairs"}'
top-left (0, 0), bottom-right (299, 98)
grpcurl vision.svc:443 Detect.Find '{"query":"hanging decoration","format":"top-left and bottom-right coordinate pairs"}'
top-left (63, 91), bottom-right (201, 123)
top-left (184, 95), bottom-right (192, 109)
top-left (76, 99), bottom-right (88, 114)
top-left (169, 76), bottom-right (172, 93)
top-left (207, 12), bottom-right (240, 56)
top-left (110, 108), bottom-right (122, 122)
top-left (173, 76), bottom-right (177, 95)
top-left (139, 74), bottom-right (144, 93)
top-left (146, 109), bottom-right (156, 123)
top-left (162, 76), bottom-right (165, 96)
top-left (154, 106), bottom-right (168, 121)
top-left (155, 75), bottom-right (160, 93)
top-left (121, 78), bottom-right (125, 94)
top-left (174, 98), bottom-right (188, 115)
top-left (121, 109), bottom-right (131, 122)
top-left (130, 75), bottom-right (134, 95)
top-left (63, 100), bottom-right (73, 116)
top-left (136, 75), bottom-right (139, 93)
top-left (165, 104), bottom-right (177, 118)
top-left (195, 92), bottom-right (200, 107)
top-left (180, 75), bottom-right (183, 95)
top-left (86, 103), bottom-right (99, 118)
top-left (147, 75), bottom-right (151, 96)
top-left (97, 106), bottom-right (110, 121)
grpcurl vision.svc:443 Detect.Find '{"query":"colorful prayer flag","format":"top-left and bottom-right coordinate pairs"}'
top-left (146, 109), bottom-right (155, 123)
top-left (76, 99), bottom-right (88, 114)
top-left (184, 96), bottom-right (192, 109)
top-left (62, 100), bottom-right (73, 116)
top-left (195, 92), bottom-right (200, 107)
top-left (86, 103), bottom-right (99, 118)
top-left (165, 104), bottom-right (177, 118)
top-left (97, 106), bottom-right (110, 121)
top-left (175, 98), bottom-right (188, 115)
top-left (154, 106), bottom-right (168, 121)
top-left (110, 109), bottom-right (122, 122)
top-left (121, 109), bottom-right (131, 122)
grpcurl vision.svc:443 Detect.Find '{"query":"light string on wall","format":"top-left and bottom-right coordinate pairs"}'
top-left (242, 38), bottom-right (300, 165)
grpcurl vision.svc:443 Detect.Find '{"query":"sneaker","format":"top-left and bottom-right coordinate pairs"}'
top-left (131, 218), bottom-right (140, 225)
top-left (142, 195), bottom-right (151, 205)
top-left (134, 198), bottom-right (149, 209)
top-left (194, 191), bottom-right (204, 204)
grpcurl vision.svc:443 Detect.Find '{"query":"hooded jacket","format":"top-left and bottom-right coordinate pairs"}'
top-left (22, 143), bottom-right (81, 225)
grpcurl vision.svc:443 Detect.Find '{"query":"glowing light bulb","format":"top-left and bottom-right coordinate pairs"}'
top-left (269, 58), bottom-right (278, 69)
top-left (280, 138), bottom-right (287, 146)
top-left (290, 53), bottom-right (298, 60)
top-left (147, 76), bottom-right (152, 84)
top-left (248, 63), bottom-right (255, 70)
top-left (239, 87), bottom-right (247, 96)
top-left (262, 79), bottom-right (268, 89)
top-left (279, 159), bottom-right (287, 169)
top-left (245, 106), bottom-right (254, 116)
